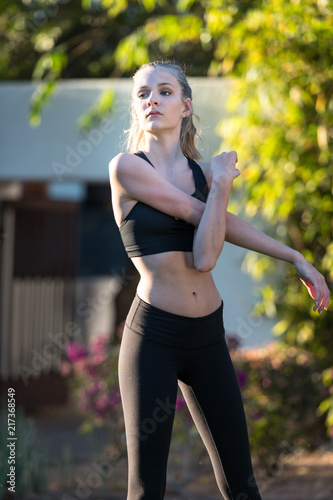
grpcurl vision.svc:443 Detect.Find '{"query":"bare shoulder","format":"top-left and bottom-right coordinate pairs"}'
top-left (196, 160), bottom-right (213, 189)
top-left (109, 152), bottom-right (151, 191)
top-left (108, 153), bottom-right (141, 225)
top-left (109, 152), bottom-right (134, 180)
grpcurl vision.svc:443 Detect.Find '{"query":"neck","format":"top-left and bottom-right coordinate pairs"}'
top-left (143, 131), bottom-right (184, 171)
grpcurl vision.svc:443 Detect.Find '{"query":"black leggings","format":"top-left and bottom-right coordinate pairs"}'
top-left (118, 294), bottom-right (262, 500)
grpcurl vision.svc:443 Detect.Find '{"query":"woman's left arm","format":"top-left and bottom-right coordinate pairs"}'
top-left (225, 211), bottom-right (330, 313)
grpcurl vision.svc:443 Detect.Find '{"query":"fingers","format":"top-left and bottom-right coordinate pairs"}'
top-left (300, 274), bottom-right (330, 314)
top-left (212, 151), bottom-right (240, 182)
top-left (226, 151), bottom-right (239, 176)
top-left (324, 286), bottom-right (329, 307)
top-left (312, 279), bottom-right (322, 312)
top-left (320, 282), bottom-right (330, 312)
top-left (219, 151), bottom-right (238, 163)
top-left (229, 151), bottom-right (238, 163)
top-left (312, 275), bottom-right (330, 314)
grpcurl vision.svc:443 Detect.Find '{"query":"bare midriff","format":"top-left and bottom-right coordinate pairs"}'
top-left (132, 250), bottom-right (222, 317)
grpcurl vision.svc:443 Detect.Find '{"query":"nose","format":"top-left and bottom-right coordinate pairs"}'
top-left (147, 91), bottom-right (159, 107)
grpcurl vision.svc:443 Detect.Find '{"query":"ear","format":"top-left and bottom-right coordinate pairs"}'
top-left (182, 97), bottom-right (193, 117)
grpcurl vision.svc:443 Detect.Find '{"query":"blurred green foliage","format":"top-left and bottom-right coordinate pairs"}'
top-left (216, 0), bottom-right (333, 372)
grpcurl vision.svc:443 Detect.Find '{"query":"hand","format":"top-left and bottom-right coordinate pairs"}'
top-left (209, 151), bottom-right (240, 185)
top-left (294, 254), bottom-right (330, 313)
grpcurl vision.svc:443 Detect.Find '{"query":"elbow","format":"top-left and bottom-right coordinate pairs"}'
top-left (193, 239), bottom-right (224, 273)
top-left (193, 255), bottom-right (216, 273)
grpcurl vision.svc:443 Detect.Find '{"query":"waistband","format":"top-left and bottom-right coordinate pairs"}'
top-left (125, 293), bottom-right (225, 349)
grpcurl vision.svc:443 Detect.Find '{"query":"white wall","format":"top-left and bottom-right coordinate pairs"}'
top-left (0, 78), bottom-right (229, 181)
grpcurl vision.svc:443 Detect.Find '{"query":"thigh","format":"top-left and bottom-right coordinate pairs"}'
top-left (178, 338), bottom-right (261, 500)
top-left (119, 326), bottom-right (179, 497)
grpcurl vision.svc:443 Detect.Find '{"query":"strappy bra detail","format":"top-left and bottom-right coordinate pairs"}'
top-left (118, 151), bottom-right (208, 258)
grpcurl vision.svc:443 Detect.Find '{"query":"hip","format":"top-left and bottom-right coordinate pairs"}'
top-left (124, 292), bottom-right (225, 350)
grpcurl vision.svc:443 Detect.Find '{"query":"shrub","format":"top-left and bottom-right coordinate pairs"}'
top-left (232, 341), bottom-right (330, 468)
top-left (0, 406), bottom-right (48, 498)
top-left (317, 367), bottom-right (333, 439)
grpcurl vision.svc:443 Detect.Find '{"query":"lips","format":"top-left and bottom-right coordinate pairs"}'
top-left (147, 110), bottom-right (162, 117)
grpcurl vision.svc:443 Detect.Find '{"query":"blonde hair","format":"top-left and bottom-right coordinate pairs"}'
top-left (125, 61), bottom-right (201, 160)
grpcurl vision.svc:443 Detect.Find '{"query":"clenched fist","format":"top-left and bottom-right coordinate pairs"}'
top-left (209, 151), bottom-right (240, 185)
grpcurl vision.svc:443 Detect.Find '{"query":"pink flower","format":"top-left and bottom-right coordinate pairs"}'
top-left (73, 358), bottom-right (89, 375)
top-left (108, 388), bottom-right (121, 410)
top-left (95, 396), bottom-right (108, 410)
top-left (176, 395), bottom-right (186, 411)
top-left (66, 342), bottom-right (88, 362)
top-left (85, 362), bottom-right (99, 377)
top-left (91, 353), bottom-right (107, 365)
top-left (87, 381), bottom-right (101, 396)
top-left (252, 411), bottom-right (264, 421)
top-left (90, 334), bottom-right (109, 355)
top-left (236, 369), bottom-right (248, 390)
top-left (58, 360), bottom-right (72, 377)
top-left (226, 334), bottom-right (242, 352)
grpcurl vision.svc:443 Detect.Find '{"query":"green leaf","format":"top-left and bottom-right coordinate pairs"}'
top-left (77, 89), bottom-right (116, 131)
top-left (140, 0), bottom-right (157, 12)
top-left (272, 320), bottom-right (290, 337)
top-left (29, 80), bottom-right (58, 127)
top-left (32, 51), bottom-right (68, 80)
top-left (102, 0), bottom-right (128, 17)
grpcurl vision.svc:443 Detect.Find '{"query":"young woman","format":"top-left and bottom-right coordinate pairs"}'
top-left (109, 61), bottom-right (330, 500)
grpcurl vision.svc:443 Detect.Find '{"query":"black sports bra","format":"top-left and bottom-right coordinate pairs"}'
top-left (119, 151), bottom-right (208, 257)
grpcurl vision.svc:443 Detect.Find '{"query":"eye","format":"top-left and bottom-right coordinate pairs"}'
top-left (138, 92), bottom-right (148, 99)
top-left (161, 90), bottom-right (171, 96)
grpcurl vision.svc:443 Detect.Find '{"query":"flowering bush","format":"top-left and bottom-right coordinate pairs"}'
top-left (318, 367), bottom-right (333, 439)
top-left (232, 341), bottom-right (330, 468)
top-left (59, 335), bottom-right (123, 440)
top-left (59, 334), bottom-right (202, 471)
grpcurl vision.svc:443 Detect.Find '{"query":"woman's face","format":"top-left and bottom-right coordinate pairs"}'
top-left (132, 67), bottom-right (191, 135)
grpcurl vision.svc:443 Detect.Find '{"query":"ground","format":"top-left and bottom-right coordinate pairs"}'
top-left (11, 406), bottom-right (333, 499)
